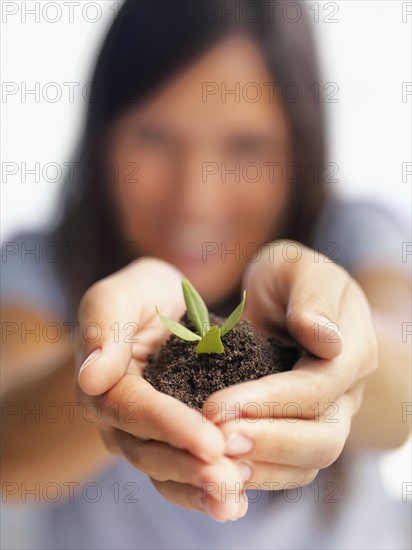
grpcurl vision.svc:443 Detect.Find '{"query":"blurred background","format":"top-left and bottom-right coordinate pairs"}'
top-left (1, 1), bottom-right (411, 548)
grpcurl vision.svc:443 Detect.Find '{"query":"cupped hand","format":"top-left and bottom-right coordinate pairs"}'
top-left (76, 257), bottom-right (248, 522)
top-left (203, 241), bottom-right (378, 491)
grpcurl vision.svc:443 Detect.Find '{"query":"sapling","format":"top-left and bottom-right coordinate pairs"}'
top-left (155, 278), bottom-right (246, 354)
top-left (145, 277), bottom-right (301, 410)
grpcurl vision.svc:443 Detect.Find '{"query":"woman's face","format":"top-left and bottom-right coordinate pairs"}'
top-left (107, 35), bottom-right (292, 305)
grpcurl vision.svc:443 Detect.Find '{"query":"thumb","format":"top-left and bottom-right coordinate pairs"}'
top-left (77, 286), bottom-right (136, 396)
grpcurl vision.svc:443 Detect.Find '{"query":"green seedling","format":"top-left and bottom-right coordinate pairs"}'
top-left (155, 278), bottom-right (246, 354)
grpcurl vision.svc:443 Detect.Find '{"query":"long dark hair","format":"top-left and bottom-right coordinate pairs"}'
top-left (51, 0), bottom-right (327, 316)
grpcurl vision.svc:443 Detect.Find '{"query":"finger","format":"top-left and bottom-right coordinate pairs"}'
top-left (97, 424), bottom-right (123, 456)
top-left (77, 280), bottom-right (137, 395)
top-left (77, 258), bottom-right (187, 396)
top-left (150, 479), bottom-right (248, 522)
top-left (112, 429), bottom-right (247, 499)
top-left (236, 459), bottom-right (319, 490)
top-left (203, 486), bottom-right (248, 523)
top-left (203, 354), bottom-right (344, 421)
top-left (287, 289), bottom-right (347, 359)
top-left (243, 243), bottom-right (348, 359)
top-left (150, 478), bottom-right (205, 513)
top-left (283, 256), bottom-right (348, 360)
top-left (98, 373), bottom-right (225, 462)
top-left (218, 400), bottom-right (352, 470)
top-left (203, 307), bottom-right (371, 422)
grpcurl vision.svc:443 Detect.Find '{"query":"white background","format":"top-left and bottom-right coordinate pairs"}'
top-left (1, 0), bottom-right (411, 510)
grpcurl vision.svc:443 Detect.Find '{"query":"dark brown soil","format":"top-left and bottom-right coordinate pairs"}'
top-left (144, 312), bottom-right (302, 411)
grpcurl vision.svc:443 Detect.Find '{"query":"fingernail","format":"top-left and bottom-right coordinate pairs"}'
top-left (305, 313), bottom-right (342, 341)
top-left (225, 433), bottom-right (253, 455)
top-left (79, 349), bottom-right (101, 376)
top-left (305, 313), bottom-right (333, 326)
top-left (237, 461), bottom-right (253, 482)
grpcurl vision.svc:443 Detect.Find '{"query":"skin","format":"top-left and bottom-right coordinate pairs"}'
top-left (2, 35), bottom-right (411, 522)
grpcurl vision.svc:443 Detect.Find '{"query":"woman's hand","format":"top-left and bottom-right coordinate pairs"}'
top-left (202, 241), bottom-right (378, 491)
top-left (76, 257), bottom-right (248, 522)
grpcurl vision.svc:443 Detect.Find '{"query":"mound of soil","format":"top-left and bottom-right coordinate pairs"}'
top-left (144, 312), bottom-right (302, 411)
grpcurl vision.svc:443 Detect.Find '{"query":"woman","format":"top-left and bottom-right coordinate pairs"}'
top-left (2, 1), bottom-right (410, 548)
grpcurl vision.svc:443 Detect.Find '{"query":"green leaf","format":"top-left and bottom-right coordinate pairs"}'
top-left (195, 325), bottom-right (224, 354)
top-left (220, 290), bottom-right (246, 337)
top-left (181, 278), bottom-right (209, 337)
top-left (155, 306), bottom-right (201, 341)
